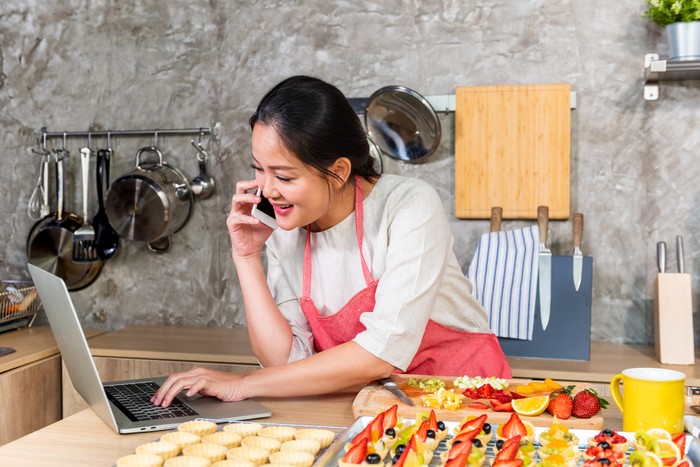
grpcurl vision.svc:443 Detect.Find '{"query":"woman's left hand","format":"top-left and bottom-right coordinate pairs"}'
top-left (150, 367), bottom-right (246, 407)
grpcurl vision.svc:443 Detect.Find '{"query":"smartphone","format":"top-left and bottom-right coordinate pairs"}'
top-left (251, 187), bottom-right (278, 229)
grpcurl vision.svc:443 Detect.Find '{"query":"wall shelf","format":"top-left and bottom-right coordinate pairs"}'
top-left (644, 53), bottom-right (700, 100)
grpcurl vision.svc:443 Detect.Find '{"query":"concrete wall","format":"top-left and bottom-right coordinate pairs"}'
top-left (1, 0), bottom-right (698, 346)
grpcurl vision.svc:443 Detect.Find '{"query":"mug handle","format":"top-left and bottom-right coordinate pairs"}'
top-left (610, 373), bottom-right (625, 413)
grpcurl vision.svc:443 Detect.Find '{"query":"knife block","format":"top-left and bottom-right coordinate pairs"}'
top-left (653, 273), bottom-right (695, 365)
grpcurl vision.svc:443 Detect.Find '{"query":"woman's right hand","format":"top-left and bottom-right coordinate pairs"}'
top-left (227, 179), bottom-right (274, 260)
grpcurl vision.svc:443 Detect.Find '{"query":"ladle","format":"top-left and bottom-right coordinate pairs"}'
top-left (93, 147), bottom-right (119, 259)
top-left (190, 139), bottom-right (215, 199)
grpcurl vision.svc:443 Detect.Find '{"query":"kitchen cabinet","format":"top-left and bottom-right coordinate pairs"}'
top-left (0, 328), bottom-right (67, 445)
top-left (62, 325), bottom-right (261, 417)
top-left (644, 53), bottom-right (700, 100)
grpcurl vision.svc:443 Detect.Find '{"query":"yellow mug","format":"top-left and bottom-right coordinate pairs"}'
top-left (610, 367), bottom-right (686, 433)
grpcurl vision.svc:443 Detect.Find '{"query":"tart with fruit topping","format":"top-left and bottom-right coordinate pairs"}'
top-left (582, 441), bottom-right (626, 463)
top-left (537, 453), bottom-right (579, 467)
top-left (587, 428), bottom-right (630, 454)
top-left (538, 420), bottom-right (579, 448)
top-left (389, 434), bottom-right (433, 467)
top-left (493, 436), bottom-right (536, 466)
top-left (537, 438), bottom-right (581, 464)
top-left (415, 409), bottom-right (448, 442)
top-left (439, 434), bottom-right (486, 467)
top-left (342, 411), bottom-right (389, 464)
top-left (454, 414), bottom-right (492, 446)
top-left (490, 435), bottom-right (529, 467)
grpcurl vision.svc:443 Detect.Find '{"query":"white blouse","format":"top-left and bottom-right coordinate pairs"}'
top-left (265, 174), bottom-right (491, 371)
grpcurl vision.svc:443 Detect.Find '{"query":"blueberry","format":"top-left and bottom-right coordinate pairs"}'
top-left (366, 453), bottom-right (382, 464)
top-left (598, 441), bottom-right (611, 449)
top-left (395, 444), bottom-right (406, 456)
top-left (599, 459), bottom-right (611, 465)
top-left (427, 429), bottom-right (436, 439)
top-left (472, 438), bottom-right (483, 448)
top-left (392, 454), bottom-right (401, 464)
top-left (437, 421), bottom-right (446, 431)
top-left (385, 428), bottom-right (396, 438)
top-left (496, 439), bottom-right (504, 449)
top-left (602, 428), bottom-right (614, 437)
top-left (483, 423), bottom-right (492, 434)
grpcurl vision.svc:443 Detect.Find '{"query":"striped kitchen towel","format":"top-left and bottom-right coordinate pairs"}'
top-left (467, 225), bottom-right (539, 340)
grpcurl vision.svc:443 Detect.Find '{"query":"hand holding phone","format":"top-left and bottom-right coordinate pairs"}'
top-left (251, 188), bottom-right (278, 229)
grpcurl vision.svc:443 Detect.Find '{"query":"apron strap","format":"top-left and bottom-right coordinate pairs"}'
top-left (302, 176), bottom-right (374, 298)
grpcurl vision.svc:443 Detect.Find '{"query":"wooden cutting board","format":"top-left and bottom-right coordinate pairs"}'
top-left (454, 83), bottom-right (571, 220)
top-left (352, 375), bottom-right (604, 430)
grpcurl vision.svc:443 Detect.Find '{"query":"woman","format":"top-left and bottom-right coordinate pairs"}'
top-left (152, 76), bottom-right (510, 407)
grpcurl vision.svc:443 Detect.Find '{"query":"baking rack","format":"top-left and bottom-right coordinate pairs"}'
top-left (0, 281), bottom-right (41, 333)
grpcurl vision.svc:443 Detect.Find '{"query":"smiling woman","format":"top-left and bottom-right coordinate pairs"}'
top-left (151, 75), bottom-right (511, 410)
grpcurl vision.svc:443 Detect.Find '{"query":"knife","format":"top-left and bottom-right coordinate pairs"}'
top-left (537, 206), bottom-right (552, 331)
top-left (572, 213), bottom-right (584, 291)
top-left (677, 236), bottom-right (685, 273)
top-left (377, 378), bottom-right (414, 406)
top-left (490, 207), bottom-right (503, 232)
top-left (657, 241), bottom-right (666, 273)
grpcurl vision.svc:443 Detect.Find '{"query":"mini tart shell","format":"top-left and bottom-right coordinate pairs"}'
top-left (223, 422), bottom-right (264, 437)
top-left (160, 431), bottom-right (202, 451)
top-left (202, 431), bottom-right (243, 449)
top-left (163, 456), bottom-right (212, 467)
top-left (116, 453), bottom-right (165, 467)
top-left (135, 441), bottom-right (180, 459)
top-left (258, 425), bottom-right (298, 443)
top-left (268, 449), bottom-right (315, 466)
top-left (241, 435), bottom-right (282, 453)
top-left (225, 445), bottom-right (270, 465)
top-left (177, 420), bottom-right (218, 437)
top-left (211, 461), bottom-right (258, 467)
top-left (182, 442), bottom-right (228, 462)
top-left (293, 428), bottom-right (336, 448)
top-left (280, 439), bottom-right (322, 455)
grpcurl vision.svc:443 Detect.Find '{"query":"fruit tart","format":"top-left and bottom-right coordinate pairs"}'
top-left (389, 434), bottom-right (433, 467)
top-left (416, 409), bottom-right (449, 442)
top-left (378, 404), bottom-right (402, 450)
top-left (536, 453), bottom-right (579, 467)
top-left (495, 413), bottom-right (535, 443)
top-left (454, 414), bottom-right (493, 446)
top-left (342, 412), bottom-right (389, 464)
top-left (439, 435), bottom-right (486, 467)
top-left (493, 436), bottom-right (536, 466)
top-left (537, 420), bottom-right (579, 448)
top-left (587, 428), bottom-right (631, 454)
top-left (490, 435), bottom-right (527, 467)
top-left (537, 438), bottom-right (582, 464)
top-left (582, 441), bottom-right (626, 463)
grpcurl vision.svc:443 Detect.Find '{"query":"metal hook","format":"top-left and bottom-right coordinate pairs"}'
top-left (190, 138), bottom-right (208, 162)
top-left (107, 131), bottom-right (112, 149)
top-left (31, 128), bottom-right (51, 156)
top-left (153, 130), bottom-right (159, 148)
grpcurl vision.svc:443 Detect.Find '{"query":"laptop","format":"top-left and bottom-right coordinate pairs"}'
top-left (28, 263), bottom-right (271, 434)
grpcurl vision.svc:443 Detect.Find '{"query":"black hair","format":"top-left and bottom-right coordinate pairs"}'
top-left (249, 75), bottom-right (379, 183)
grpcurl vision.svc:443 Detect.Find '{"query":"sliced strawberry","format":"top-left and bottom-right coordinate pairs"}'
top-left (495, 435), bottom-right (521, 461)
top-left (467, 401), bottom-right (490, 410)
top-left (452, 425), bottom-right (481, 444)
top-left (662, 457), bottom-right (677, 466)
top-left (367, 412), bottom-right (384, 443)
top-left (428, 409), bottom-right (439, 432)
top-left (382, 404), bottom-right (399, 430)
top-left (459, 414), bottom-right (487, 432)
top-left (492, 460), bottom-right (524, 467)
top-left (394, 435), bottom-right (419, 467)
top-left (446, 437), bottom-right (473, 460)
top-left (349, 428), bottom-right (370, 448)
top-left (478, 383), bottom-right (495, 399)
top-left (674, 461), bottom-right (690, 467)
top-left (414, 419), bottom-right (429, 442)
top-left (342, 440), bottom-right (367, 463)
top-left (492, 401), bottom-right (514, 412)
top-left (445, 452), bottom-right (469, 467)
top-left (463, 388), bottom-right (479, 399)
top-left (491, 390), bottom-right (514, 404)
top-left (501, 412), bottom-right (526, 437)
top-left (672, 432), bottom-right (686, 455)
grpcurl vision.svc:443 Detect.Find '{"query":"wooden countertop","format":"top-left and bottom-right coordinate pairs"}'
top-left (0, 327), bottom-right (103, 373)
top-left (87, 325), bottom-right (260, 365)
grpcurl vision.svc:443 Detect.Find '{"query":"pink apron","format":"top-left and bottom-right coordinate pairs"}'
top-left (298, 177), bottom-right (511, 378)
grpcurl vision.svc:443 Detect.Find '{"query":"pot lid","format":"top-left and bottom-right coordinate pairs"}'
top-left (105, 176), bottom-right (170, 242)
top-left (364, 86), bottom-right (441, 162)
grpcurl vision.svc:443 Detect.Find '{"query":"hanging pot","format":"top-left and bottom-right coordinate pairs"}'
top-left (26, 153), bottom-right (104, 291)
top-left (104, 146), bottom-right (193, 252)
top-left (364, 86), bottom-right (441, 163)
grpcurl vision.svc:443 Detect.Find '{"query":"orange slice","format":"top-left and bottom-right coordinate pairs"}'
top-left (512, 395), bottom-right (550, 417)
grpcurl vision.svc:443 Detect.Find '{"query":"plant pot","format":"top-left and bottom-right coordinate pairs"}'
top-left (667, 21), bottom-right (700, 61)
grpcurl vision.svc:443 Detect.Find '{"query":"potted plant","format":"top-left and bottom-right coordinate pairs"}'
top-left (642, 0), bottom-right (700, 60)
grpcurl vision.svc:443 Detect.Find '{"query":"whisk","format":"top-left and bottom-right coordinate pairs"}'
top-left (27, 156), bottom-right (49, 220)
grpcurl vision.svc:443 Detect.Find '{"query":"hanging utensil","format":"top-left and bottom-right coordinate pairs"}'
top-left (537, 206), bottom-right (552, 331)
top-left (72, 147), bottom-right (97, 262)
top-left (572, 212), bottom-right (584, 291)
top-left (189, 136), bottom-right (216, 199)
top-left (93, 147), bottom-right (119, 260)
top-left (27, 155), bottom-right (49, 221)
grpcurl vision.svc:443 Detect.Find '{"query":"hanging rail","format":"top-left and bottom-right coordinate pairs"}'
top-left (38, 123), bottom-right (220, 141)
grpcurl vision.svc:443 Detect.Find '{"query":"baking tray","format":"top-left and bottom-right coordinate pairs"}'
top-left (314, 416), bottom-right (691, 466)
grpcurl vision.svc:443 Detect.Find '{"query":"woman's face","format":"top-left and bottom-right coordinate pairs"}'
top-left (251, 124), bottom-right (349, 231)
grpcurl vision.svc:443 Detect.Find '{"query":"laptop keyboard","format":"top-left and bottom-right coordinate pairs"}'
top-left (104, 381), bottom-right (198, 422)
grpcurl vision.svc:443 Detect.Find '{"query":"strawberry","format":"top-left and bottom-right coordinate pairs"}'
top-left (445, 453), bottom-right (469, 467)
top-left (459, 414), bottom-right (487, 433)
top-left (492, 401), bottom-right (514, 412)
top-left (446, 436), bottom-right (473, 460)
top-left (572, 388), bottom-right (609, 418)
top-left (467, 401), bottom-right (490, 410)
top-left (382, 404), bottom-right (398, 430)
top-left (672, 431), bottom-right (687, 455)
top-left (501, 413), bottom-right (527, 438)
top-left (547, 386), bottom-right (574, 419)
top-left (495, 435), bottom-right (521, 461)
top-left (492, 460), bottom-right (523, 467)
top-left (342, 439), bottom-right (367, 463)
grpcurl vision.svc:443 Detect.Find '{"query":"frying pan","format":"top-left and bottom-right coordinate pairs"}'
top-left (364, 86), bottom-right (441, 163)
top-left (26, 152), bottom-right (103, 291)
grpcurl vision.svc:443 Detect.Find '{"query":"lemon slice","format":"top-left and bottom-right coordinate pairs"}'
top-left (652, 438), bottom-right (681, 461)
top-left (647, 428), bottom-right (672, 441)
top-left (512, 394), bottom-right (550, 416)
top-left (630, 450), bottom-right (664, 467)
